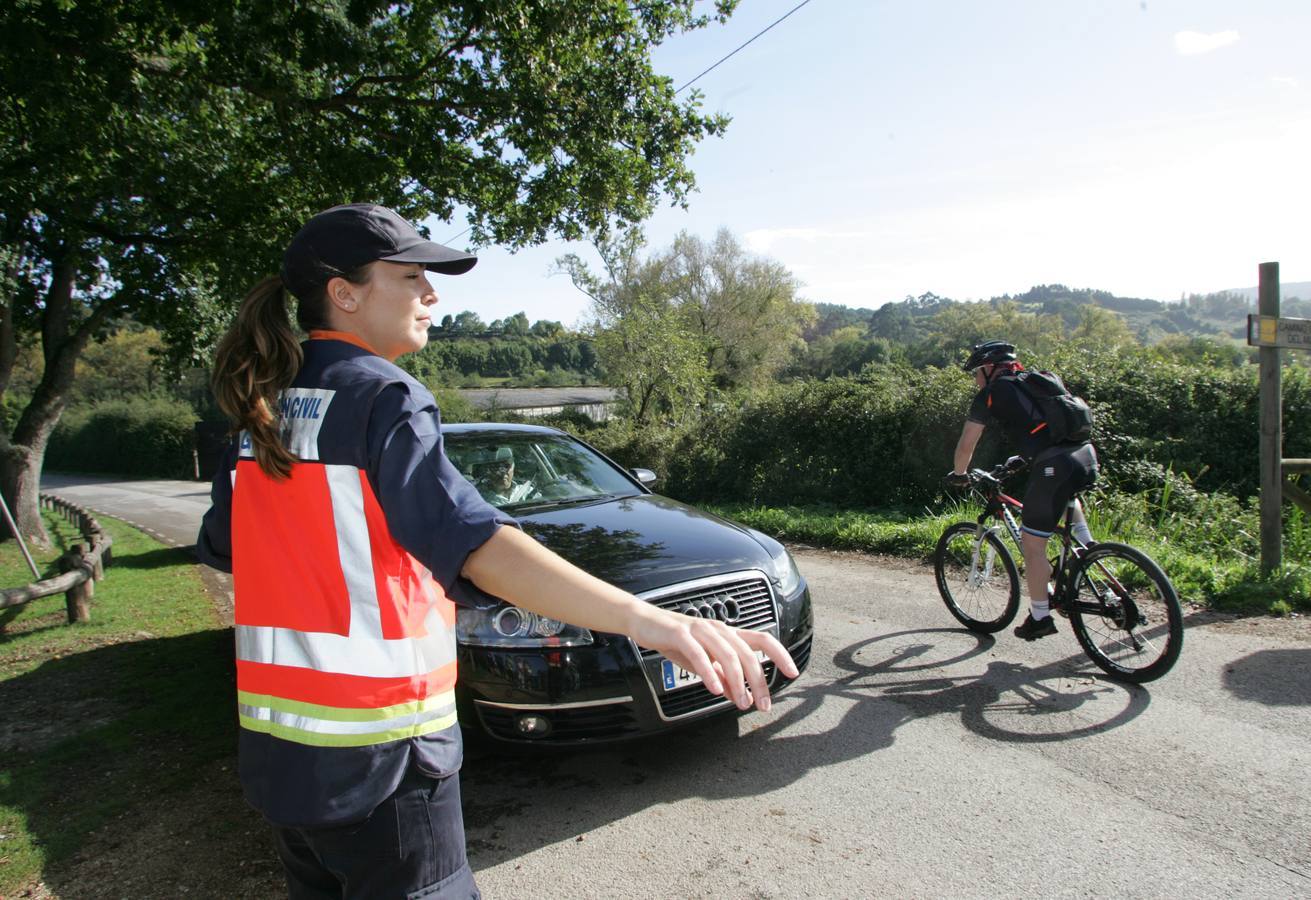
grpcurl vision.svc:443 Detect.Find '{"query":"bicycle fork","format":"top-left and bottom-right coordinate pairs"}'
top-left (968, 524), bottom-right (1006, 588)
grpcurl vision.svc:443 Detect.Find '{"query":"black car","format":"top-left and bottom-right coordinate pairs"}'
top-left (443, 423), bottom-right (813, 745)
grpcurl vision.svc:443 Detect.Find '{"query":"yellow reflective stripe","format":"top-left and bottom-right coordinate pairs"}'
top-left (239, 709), bottom-right (459, 748)
top-left (237, 689), bottom-right (456, 723)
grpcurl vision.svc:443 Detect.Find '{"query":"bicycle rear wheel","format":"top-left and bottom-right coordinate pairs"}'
top-left (933, 522), bottom-right (1021, 633)
top-left (1067, 542), bottom-right (1183, 683)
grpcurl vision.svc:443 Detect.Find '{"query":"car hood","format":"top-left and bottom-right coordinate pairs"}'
top-left (513, 493), bottom-right (773, 596)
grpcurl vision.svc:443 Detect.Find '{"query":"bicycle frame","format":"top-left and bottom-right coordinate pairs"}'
top-left (967, 469), bottom-right (1102, 617)
top-left (942, 462), bottom-right (1182, 679)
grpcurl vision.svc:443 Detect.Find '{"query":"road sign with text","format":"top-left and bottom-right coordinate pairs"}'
top-left (1247, 314), bottom-right (1311, 350)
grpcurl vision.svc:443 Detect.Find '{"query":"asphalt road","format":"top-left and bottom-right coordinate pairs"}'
top-left (40, 475), bottom-right (1311, 898)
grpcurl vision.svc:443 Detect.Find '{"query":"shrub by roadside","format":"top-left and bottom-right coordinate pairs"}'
top-left (709, 494), bottom-right (1311, 617)
top-left (46, 397), bottom-right (198, 479)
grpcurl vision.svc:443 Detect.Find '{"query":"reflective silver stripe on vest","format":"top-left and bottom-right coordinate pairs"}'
top-left (324, 465), bottom-right (385, 640)
top-left (235, 462), bottom-right (455, 679)
top-left (235, 623), bottom-right (455, 678)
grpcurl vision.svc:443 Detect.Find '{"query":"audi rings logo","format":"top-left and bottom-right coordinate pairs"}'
top-left (677, 596), bottom-right (741, 625)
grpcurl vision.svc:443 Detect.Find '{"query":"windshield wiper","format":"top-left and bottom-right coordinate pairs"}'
top-left (507, 492), bottom-right (630, 512)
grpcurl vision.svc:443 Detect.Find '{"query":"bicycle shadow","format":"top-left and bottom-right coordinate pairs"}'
top-left (736, 626), bottom-right (1151, 756)
top-left (461, 625), bottom-right (1150, 872)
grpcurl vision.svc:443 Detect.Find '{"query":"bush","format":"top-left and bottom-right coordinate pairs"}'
top-left (48, 398), bottom-right (197, 478)
top-left (431, 388), bottom-right (482, 424)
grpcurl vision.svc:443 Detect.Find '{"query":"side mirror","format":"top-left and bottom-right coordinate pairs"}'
top-left (631, 467), bottom-right (658, 487)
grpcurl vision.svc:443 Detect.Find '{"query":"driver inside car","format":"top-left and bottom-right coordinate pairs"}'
top-left (473, 447), bottom-right (539, 505)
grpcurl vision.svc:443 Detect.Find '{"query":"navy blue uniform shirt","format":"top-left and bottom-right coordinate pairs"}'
top-left (197, 337), bottom-right (514, 827)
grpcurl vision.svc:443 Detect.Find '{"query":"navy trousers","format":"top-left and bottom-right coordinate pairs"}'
top-left (271, 767), bottom-right (479, 899)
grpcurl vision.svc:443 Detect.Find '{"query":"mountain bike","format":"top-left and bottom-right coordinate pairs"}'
top-left (933, 459), bottom-right (1183, 683)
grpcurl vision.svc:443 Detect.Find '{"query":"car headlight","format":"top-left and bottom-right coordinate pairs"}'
top-left (771, 546), bottom-right (803, 597)
top-left (457, 604), bottom-right (594, 648)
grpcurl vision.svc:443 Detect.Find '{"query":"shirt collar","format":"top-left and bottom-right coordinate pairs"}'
top-left (307, 330), bottom-right (379, 355)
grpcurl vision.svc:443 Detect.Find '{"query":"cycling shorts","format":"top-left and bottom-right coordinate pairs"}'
top-left (1021, 443), bottom-right (1099, 536)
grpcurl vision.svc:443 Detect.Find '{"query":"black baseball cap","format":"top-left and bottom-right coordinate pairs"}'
top-left (280, 203), bottom-right (477, 298)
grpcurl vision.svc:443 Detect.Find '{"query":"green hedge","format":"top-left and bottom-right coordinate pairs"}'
top-left (47, 398), bottom-right (197, 478)
top-left (577, 350), bottom-right (1307, 508)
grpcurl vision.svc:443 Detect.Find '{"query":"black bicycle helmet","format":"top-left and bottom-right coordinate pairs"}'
top-left (961, 340), bottom-right (1017, 372)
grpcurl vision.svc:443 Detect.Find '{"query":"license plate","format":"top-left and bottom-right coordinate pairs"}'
top-left (659, 652), bottom-right (768, 692)
top-left (660, 658), bottom-right (704, 691)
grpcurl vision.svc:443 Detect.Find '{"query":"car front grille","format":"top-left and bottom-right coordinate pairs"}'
top-left (632, 572), bottom-right (783, 720)
top-left (653, 630), bottom-right (812, 719)
top-left (638, 573), bottom-right (778, 657)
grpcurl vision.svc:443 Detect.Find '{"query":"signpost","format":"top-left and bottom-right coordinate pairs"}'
top-left (1246, 261), bottom-right (1311, 576)
top-left (1247, 313), bottom-right (1311, 350)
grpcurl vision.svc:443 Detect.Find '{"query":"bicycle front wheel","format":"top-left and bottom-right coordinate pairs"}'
top-left (1068, 542), bottom-right (1183, 683)
top-left (933, 522), bottom-right (1021, 633)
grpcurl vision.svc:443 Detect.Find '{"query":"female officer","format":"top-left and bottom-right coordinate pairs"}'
top-left (197, 203), bottom-right (796, 899)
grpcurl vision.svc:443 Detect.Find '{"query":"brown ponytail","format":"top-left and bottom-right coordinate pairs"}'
top-left (211, 276), bottom-right (303, 479)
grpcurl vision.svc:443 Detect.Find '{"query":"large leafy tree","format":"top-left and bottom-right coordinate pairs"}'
top-left (558, 230), bottom-right (710, 423)
top-left (559, 227), bottom-right (814, 421)
top-left (0, 0), bottom-right (738, 543)
top-left (664, 228), bottom-right (815, 391)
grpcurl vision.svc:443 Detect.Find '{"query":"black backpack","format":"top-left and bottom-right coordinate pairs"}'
top-left (1012, 370), bottom-right (1093, 444)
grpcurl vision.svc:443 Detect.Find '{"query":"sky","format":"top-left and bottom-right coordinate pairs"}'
top-left (426, 0), bottom-right (1311, 329)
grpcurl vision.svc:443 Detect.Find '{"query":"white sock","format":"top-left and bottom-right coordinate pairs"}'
top-left (1072, 522), bottom-right (1094, 545)
top-left (1031, 599), bottom-right (1051, 620)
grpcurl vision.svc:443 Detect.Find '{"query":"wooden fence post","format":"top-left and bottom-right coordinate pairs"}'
top-left (59, 544), bottom-right (93, 624)
top-left (1257, 261), bottom-right (1282, 576)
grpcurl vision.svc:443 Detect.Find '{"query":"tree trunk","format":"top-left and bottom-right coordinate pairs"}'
top-left (0, 441), bottom-right (48, 548)
top-left (1, 255), bottom-right (97, 547)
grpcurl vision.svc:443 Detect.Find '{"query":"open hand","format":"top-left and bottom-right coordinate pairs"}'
top-left (630, 609), bottom-right (798, 711)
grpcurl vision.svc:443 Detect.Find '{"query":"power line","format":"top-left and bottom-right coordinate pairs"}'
top-left (442, 0), bottom-right (815, 243)
top-left (676, 0), bottom-right (815, 94)
top-left (441, 224), bottom-right (472, 245)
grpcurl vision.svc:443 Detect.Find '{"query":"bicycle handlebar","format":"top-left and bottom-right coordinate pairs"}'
top-left (965, 456), bottom-right (1027, 488)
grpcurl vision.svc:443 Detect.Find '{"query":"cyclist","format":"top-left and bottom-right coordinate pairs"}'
top-left (946, 340), bottom-right (1098, 640)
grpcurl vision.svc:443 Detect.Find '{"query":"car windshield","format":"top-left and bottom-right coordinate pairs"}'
top-left (444, 432), bottom-right (642, 510)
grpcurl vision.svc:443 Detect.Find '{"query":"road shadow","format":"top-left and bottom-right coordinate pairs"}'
top-left (1222, 647), bottom-right (1311, 706)
top-left (0, 629), bottom-right (283, 899)
top-left (109, 545), bottom-right (196, 571)
top-left (4, 621), bottom-right (1151, 895)
top-left (460, 625), bottom-right (1150, 871)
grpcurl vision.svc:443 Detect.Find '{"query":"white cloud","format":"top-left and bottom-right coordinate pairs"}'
top-left (1174, 30), bottom-right (1240, 56)
top-left (1272, 76), bottom-right (1300, 88)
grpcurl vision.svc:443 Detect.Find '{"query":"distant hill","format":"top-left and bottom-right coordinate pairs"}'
top-left (812, 282), bottom-right (1311, 348)
top-left (1219, 281), bottom-right (1311, 304)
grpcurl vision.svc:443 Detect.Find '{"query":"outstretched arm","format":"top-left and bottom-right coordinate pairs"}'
top-left (462, 525), bottom-right (798, 711)
top-left (952, 420), bottom-right (985, 474)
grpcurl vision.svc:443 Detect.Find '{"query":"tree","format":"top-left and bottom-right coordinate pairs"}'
top-left (665, 229), bottom-right (816, 392)
top-left (450, 312), bottom-right (487, 335)
top-left (1069, 305), bottom-right (1136, 350)
top-left (595, 297), bottom-right (709, 424)
top-left (800, 327), bottom-right (896, 379)
top-left (501, 312), bottom-right (531, 337)
top-left (559, 227), bottom-right (814, 418)
top-left (0, 0), bottom-right (740, 543)
top-left (530, 319), bottom-right (565, 339)
top-left (558, 229), bottom-right (709, 423)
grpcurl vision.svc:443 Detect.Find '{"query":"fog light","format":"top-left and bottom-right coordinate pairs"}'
top-left (515, 714), bottom-right (551, 737)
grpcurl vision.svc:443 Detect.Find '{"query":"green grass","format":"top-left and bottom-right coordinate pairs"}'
top-left (0, 511), bottom-right (234, 895)
top-left (709, 490), bottom-right (1311, 616)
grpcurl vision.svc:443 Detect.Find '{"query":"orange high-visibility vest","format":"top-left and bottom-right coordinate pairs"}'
top-left (230, 424), bottom-right (459, 748)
